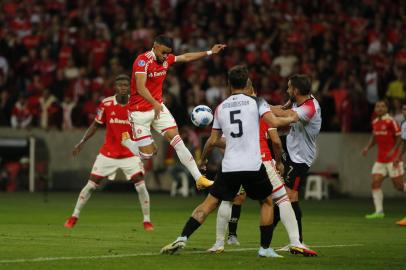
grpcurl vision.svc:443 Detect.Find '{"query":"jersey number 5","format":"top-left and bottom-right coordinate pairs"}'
top-left (230, 110), bottom-right (243, 138)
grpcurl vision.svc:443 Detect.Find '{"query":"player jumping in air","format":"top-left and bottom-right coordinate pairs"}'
top-left (362, 100), bottom-right (406, 219)
top-left (160, 65), bottom-right (297, 258)
top-left (122, 35), bottom-right (226, 190)
top-left (64, 74), bottom-right (154, 231)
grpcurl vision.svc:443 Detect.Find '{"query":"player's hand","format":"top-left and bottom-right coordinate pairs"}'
top-left (198, 159), bottom-right (208, 173)
top-left (72, 143), bottom-right (83, 157)
top-left (211, 44), bottom-right (227, 54)
top-left (361, 148), bottom-right (368, 157)
top-left (276, 162), bottom-right (285, 175)
top-left (153, 102), bottom-right (163, 120)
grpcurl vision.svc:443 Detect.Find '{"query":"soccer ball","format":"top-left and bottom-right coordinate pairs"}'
top-left (191, 105), bottom-right (213, 127)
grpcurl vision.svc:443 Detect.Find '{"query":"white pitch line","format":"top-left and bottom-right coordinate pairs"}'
top-left (0, 244), bottom-right (364, 264)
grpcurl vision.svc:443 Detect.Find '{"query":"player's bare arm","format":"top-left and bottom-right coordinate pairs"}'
top-left (362, 135), bottom-right (376, 156)
top-left (270, 106), bottom-right (299, 122)
top-left (135, 73), bottom-right (163, 120)
top-left (175, 44), bottom-right (226, 62)
top-left (387, 134), bottom-right (402, 161)
top-left (72, 121), bottom-right (102, 156)
top-left (268, 128), bottom-right (284, 175)
top-left (263, 111), bottom-right (297, 128)
top-left (199, 129), bottom-right (223, 171)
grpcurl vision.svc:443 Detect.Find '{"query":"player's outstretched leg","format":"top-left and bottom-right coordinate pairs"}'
top-left (167, 131), bottom-right (213, 190)
top-left (161, 194), bottom-right (219, 255)
top-left (64, 180), bottom-right (98, 228)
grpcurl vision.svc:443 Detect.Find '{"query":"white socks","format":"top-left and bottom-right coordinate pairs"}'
top-left (372, 189), bottom-right (384, 213)
top-left (277, 197), bottom-right (301, 247)
top-left (170, 135), bottom-right (201, 180)
top-left (216, 201), bottom-right (232, 242)
top-left (135, 181), bottom-right (150, 222)
top-left (121, 139), bottom-right (140, 156)
top-left (73, 181), bottom-right (98, 218)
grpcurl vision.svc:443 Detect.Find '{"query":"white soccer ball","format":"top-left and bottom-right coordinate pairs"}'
top-left (191, 105), bottom-right (213, 127)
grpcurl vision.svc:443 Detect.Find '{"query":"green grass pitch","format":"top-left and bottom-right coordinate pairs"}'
top-left (0, 192), bottom-right (404, 270)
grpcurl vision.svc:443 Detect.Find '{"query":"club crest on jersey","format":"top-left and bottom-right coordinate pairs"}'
top-left (163, 61), bottom-right (168, 68)
top-left (138, 60), bottom-right (146, 67)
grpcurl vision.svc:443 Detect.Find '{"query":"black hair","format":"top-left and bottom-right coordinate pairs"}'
top-left (115, 74), bottom-right (130, 83)
top-left (228, 65), bottom-right (249, 89)
top-left (289, 74), bottom-right (311, 95)
top-left (154, 35), bottom-right (174, 49)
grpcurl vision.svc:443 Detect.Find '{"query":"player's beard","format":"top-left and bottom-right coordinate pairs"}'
top-left (116, 94), bottom-right (129, 105)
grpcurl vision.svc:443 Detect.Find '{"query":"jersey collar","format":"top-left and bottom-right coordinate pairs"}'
top-left (150, 50), bottom-right (157, 60)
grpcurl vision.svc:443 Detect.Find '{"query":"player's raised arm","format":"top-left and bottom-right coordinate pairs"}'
top-left (175, 44), bottom-right (226, 63)
top-left (72, 121), bottom-right (102, 156)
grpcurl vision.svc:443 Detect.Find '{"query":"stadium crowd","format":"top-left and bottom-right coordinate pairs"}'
top-left (0, 0), bottom-right (406, 133)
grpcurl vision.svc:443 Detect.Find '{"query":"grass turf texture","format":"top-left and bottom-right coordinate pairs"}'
top-left (0, 192), bottom-right (404, 270)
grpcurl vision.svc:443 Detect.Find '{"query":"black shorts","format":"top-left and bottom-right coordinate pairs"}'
top-left (282, 153), bottom-right (309, 191)
top-left (210, 165), bottom-right (273, 201)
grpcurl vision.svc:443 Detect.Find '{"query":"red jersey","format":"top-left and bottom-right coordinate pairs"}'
top-left (372, 114), bottom-right (400, 163)
top-left (259, 119), bottom-right (274, 161)
top-left (129, 50), bottom-right (176, 111)
top-left (95, 96), bottom-right (134, 159)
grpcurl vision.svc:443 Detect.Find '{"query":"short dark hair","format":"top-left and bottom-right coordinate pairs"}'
top-left (155, 35), bottom-right (173, 49)
top-left (289, 74), bottom-right (311, 95)
top-left (228, 65), bottom-right (249, 89)
top-left (115, 74), bottom-right (130, 83)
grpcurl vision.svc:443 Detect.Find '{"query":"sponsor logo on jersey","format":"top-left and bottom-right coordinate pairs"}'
top-left (109, 118), bottom-right (130, 125)
top-left (138, 60), bottom-right (146, 67)
top-left (148, 70), bottom-right (167, 78)
top-left (137, 128), bottom-right (142, 134)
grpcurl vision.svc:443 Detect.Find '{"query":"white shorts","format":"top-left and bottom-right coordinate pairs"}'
top-left (263, 160), bottom-right (287, 198)
top-left (91, 154), bottom-right (144, 180)
top-left (372, 161), bottom-right (404, 178)
top-left (128, 104), bottom-right (177, 147)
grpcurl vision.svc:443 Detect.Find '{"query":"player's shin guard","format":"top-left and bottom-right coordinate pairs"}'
top-left (277, 196), bottom-right (301, 246)
top-left (228, 204), bottom-right (242, 236)
top-left (73, 180), bottom-right (97, 217)
top-left (260, 225), bottom-right (274, 249)
top-left (372, 189), bottom-right (384, 213)
top-left (291, 201), bottom-right (303, 243)
top-left (181, 217), bottom-right (201, 239)
top-left (216, 201), bottom-right (232, 242)
top-left (170, 135), bottom-right (201, 180)
top-left (134, 181), bottom-right (150, 222)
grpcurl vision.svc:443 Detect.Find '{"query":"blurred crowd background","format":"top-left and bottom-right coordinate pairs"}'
top-left (1, 0), bottom-right (406, 134)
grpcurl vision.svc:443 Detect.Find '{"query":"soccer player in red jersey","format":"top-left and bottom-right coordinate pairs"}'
top-left (64, 75), bottom-right (154, 231)
top-left (124, 35), bottom-right (226, 190)
top-left (362, 100), bottom-right (406, 219)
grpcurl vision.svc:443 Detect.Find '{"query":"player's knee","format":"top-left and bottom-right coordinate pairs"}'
top-left (131, 174), bottom-right (144, 184)
top-left (233, 193), bottom-right (246, 204)
top-left (371, 181), bottom-right (381, 189)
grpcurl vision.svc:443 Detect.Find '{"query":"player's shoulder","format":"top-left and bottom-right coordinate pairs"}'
top-left (382, 114), bottom-right (397, 123)
top-left (100, 96), bottom-right (115, 106)
top-left (137, 51), bottom-right (155, 62)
